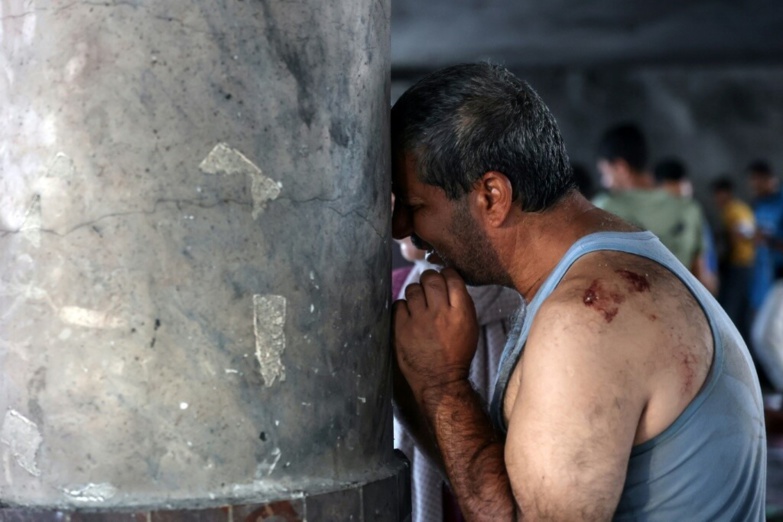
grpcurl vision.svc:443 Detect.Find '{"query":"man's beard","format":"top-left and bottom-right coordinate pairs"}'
top-left (438, 200), bottom-right (512, 287)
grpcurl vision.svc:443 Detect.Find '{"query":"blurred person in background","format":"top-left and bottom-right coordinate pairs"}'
top-left (745, 161), bottom-right (783, 403)
top-left (392, 236), bottom-right (522, 522)
top-left (655, 157), bottom-right (695, 199)
top-left (595, 125), bottom-right (714, 292)
top-left (711, 176), bottom-right (755, 345)
top-left (747, 160), bottom-right (783, 311)
top-left (654, 157), bottom-right (718, 295)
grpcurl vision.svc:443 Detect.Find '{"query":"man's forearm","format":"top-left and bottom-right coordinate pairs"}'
top-left (392, 361), bottom-right (447, 472)
top-left (422, 380), bottom-right (518, 521)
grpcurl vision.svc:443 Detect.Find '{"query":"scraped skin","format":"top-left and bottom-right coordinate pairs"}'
top-left (581, 269), bottom-right (652, 323)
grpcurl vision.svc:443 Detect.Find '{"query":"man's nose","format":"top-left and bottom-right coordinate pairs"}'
top-left (391, 204), bottom-right (412, 240)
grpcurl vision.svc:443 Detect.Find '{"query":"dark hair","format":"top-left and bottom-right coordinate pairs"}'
top-left (596, 123), bottom-right (648, 171)
top-left (747, 159), bottom-right (773, 176)
top-left (654, 158), bottom-right (687, 183)
top-left (390, 63), bottom-right (574, 212)
top-left (711, 176), bottom-right (734, 193)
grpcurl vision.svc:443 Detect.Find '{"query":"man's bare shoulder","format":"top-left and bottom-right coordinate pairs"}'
top-left (522, 249), bottom-right (710, 387)
top-left (520, 249), bottom-right (713, 444)
top-left (534, 251), bottom-right (671, 336)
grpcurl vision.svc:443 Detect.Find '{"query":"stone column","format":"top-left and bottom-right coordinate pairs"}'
top-left (0, 0), bottom-right (406, 518)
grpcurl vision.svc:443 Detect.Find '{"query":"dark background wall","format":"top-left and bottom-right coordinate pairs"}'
top-left (392, 0), bottom-right (783, 71)
top-left (510, 66), bottom-right (783, 203)
top-left (390, 0), bottom-right (783, 231)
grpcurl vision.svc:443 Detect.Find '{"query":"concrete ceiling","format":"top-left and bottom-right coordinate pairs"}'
top-left (391, 0), bottom-right (783, 77)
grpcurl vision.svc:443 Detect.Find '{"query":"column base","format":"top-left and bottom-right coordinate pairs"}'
top-left (0, 456), bottom-right (410, 522)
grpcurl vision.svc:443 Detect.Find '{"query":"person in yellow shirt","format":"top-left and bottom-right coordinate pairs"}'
top-left (712, 177), bottom-right (756, 343)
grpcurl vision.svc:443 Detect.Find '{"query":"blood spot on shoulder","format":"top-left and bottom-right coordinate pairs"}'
top-left (583, 280), bottom-right (625, 323)
top-left (583, 281), bottom-right (599, 305)
top-left (616, 269), bottom-right (650, 292)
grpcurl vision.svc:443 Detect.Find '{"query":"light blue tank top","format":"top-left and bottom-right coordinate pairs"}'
top-left (490, 231), bottom-right (767, 520)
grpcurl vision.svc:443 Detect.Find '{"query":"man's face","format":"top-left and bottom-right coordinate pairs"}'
top-left (677, 180), bottom-right (693, 199)
top-left (596, 159), bottom-right (617, 191)
top-left (392, 153), bottom-right (506, 286)
top-left (597, 158), bottom-right (635, 191)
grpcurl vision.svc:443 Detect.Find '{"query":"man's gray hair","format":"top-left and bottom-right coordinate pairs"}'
top-left (391, 63), bottom-right (574, 212)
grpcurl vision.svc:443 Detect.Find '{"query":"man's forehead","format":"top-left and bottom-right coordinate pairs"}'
top-left (391, 151), bottom-right (454, 205)
top-left (391, 153), bottom-right (419, 198)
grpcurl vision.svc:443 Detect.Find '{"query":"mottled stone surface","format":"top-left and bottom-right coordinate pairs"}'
top-left (0, 0), bottom-right (401, 511)
top-left (0, 471), bottom-right (411, 520)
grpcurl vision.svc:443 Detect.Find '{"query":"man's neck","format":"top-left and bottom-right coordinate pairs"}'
top-left (497, 193), bottom-right (635, 301)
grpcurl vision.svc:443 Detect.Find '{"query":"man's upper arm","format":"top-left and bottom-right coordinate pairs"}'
top-left (504, 303), bottom-right (647, 521)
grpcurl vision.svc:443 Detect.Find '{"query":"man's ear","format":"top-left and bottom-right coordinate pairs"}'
top-left (473, 171), bottom-right (514, 227)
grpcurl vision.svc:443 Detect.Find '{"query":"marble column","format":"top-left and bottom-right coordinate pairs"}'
top-left (0, 0), bottom-right (406, 517)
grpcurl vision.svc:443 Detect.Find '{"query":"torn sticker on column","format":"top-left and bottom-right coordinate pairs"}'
top-left (253, 294), bottom-right (287, 387)
top-left (58, 306), bottom-right (126, 329)
top-left (255, 447), bottom-right (282, 477)
top-left (19, 195), bottom-right (42, 248)
top-left (62, 482), bottom-right (118, 503)
top-left (199, 143), bottom-right (281, 219)
top-left (0, 410), bottom-right (42, 477)
top-left (46, 152), bottom-right (76, 179)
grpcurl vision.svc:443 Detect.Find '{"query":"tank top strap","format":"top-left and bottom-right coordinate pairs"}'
top-left (489, 230), bottom-right (703, 434)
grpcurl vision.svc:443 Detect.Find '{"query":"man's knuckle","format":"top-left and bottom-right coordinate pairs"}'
top-left (405, 283), bottom-right (423, 295)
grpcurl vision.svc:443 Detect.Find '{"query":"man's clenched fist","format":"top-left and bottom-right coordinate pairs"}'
top-left (392, 268), bottom-right (480, 402)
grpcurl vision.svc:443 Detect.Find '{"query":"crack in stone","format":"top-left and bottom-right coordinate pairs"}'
top-left (277, 195), bottom-right (341, 204)
top-left (325, 206), bottom-right (385, 240)
top-left (81, 1), bottom-right (139, 8)
top-left (0, 197), bottom-right (252, 239)
top-left (0, 1), bottom-right (82, 20)
top-left (0, 11), bottom-right (35, 20)
top-left (262, 194), bottom-right (386, 238)
top-left (376, 0), bottom-right (387, 22)
top-left (0, 1), bottom-right (204, 26)
top-left (52, 2), bottom-right (81, 14)
top-left (152, 14), bottom-right (215, 35)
